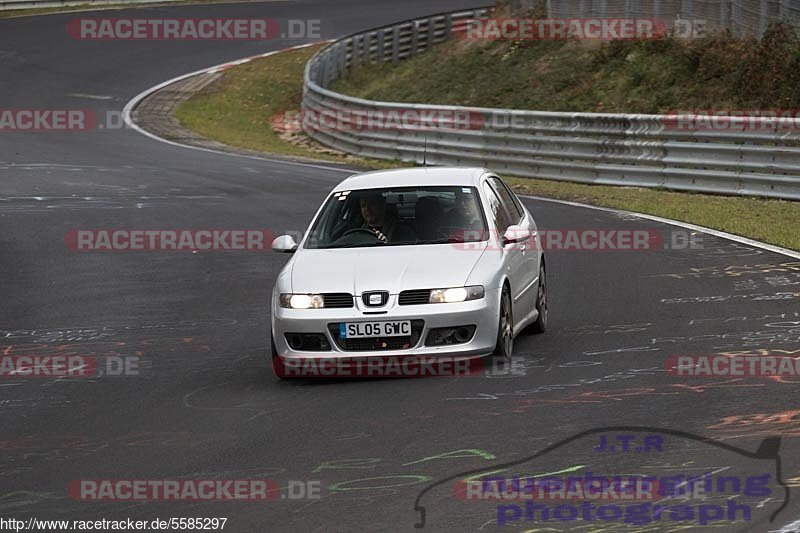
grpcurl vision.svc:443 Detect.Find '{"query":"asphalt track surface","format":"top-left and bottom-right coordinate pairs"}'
top-left (2, 2), bottom-right (800, 532)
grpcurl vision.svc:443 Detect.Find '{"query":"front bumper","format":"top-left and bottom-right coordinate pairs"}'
top-left (271, 289), bottom-right (500, 362)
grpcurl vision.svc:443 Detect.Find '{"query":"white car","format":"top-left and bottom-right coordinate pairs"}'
top-left (269, 167), bottom-right (547, 377)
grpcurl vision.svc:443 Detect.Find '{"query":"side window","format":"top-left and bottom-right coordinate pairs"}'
top-left (482, 182), bottom-right (511, 232)
top-left (488, 177), bottom-right (523, 223)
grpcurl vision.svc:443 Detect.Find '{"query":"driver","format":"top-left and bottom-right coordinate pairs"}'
top-left (359, 192), bottom-right (397, 243)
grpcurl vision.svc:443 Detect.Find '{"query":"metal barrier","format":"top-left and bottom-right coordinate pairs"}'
top-left (302, 8), bottom-right (800, 200)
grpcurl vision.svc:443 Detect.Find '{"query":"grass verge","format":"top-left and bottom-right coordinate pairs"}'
top-left (175, 43), bottom-right (398, 167)
top-left (505, 177), bottom-right (800, 251)
top-left (174, 42), bottom-right (800, 251)
top-left (333, 25), bottom-right (800, 113)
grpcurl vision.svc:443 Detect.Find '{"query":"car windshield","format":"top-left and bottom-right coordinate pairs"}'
top-left (304, 186), bottom-right (488, 249)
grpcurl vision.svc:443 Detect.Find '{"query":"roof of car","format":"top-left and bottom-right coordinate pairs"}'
top-left (333, 167), bottom-right (490, 191)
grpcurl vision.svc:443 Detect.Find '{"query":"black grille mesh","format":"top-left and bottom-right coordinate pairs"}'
top-left (322, 293), bottom-right (354, 308)
top-left (398, 289), bottom-right (431, 305)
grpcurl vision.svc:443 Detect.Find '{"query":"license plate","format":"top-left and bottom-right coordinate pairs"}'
top-left (340, 320), bottom-right (412, 338)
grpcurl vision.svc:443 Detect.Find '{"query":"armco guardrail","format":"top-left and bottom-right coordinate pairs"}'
top-left (302, 8), bottom-right (800, 200)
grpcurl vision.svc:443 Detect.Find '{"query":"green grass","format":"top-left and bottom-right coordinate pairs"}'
top-left (175, 41), bottom-right (800, 251)
top-left (505, 177), bottom-right (800, 250)
top-left (333, 25), bottom-right (800, 113)
top-left (175, 44), bottom-right (399, 167)
top-left (176, 44), bottom-right (319, 158)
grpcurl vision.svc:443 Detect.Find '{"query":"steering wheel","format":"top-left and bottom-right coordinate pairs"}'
top-left (330, 227), bottom-right (385, 246)
top-left (341, 228), bottom-right (381, 239)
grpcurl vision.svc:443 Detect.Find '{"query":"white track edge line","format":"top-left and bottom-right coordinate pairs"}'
top-left (121, 40), bottom-right (355, 174)
top-left (522, 194), bottom-right (800, 259)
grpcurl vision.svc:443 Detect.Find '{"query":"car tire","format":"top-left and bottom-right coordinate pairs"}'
top-left (529, 260), bottom-right (548, 334)
top-left (493, 285), bottom-right (513, 356)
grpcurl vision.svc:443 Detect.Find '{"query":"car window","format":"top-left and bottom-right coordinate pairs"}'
top-left (488, 176), bottom-right (523, 223)
top-left (304, 185), bottom-right (488, 249)
top-left (482, 182), bottom-right (511, 233)
top-left (491, 176), bottom-right (525, 221)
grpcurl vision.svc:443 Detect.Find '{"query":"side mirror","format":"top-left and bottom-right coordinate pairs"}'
top-left (502, 225), bottom-right (531, 246)
top-left (271, 234), bottom-right (298, 253)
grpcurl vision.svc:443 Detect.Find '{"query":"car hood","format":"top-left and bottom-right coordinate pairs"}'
top-left (290, 243), bottom-right (487, 294)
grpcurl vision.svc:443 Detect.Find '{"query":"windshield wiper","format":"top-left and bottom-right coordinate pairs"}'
top-left (417, 237), bottom-right (483, 244)
top-left (316, 242), bottom-right (387, 249)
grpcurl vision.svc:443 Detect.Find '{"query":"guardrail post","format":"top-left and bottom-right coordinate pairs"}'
top-left (720, 0), bottom-right (728, 31)
top-left (338, 43), bottom-right (347, 77)
top-left (410, 20), bottom-right (419, 56)
top-left (364, 33), bottom-right (371, 62)
top-left (759, 0), bottom-right (768, 36)
top-left (349, 36), bottom-right (358, 67)
top-left (360, 33), bottom-right (368, 63)
top-left (391, 26), bottom-right (399, 63)
top-left (320, 54), bottom-right (329, 87)
top-left (681, 0), bottom-right (692, 19)
top-left (376, 29), bottom-right (386, 62)
top-left (426, 17), bottom-right (435, 52)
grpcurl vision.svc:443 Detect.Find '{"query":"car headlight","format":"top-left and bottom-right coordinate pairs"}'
top-left (280, 293), bottom-right (325, 309)
top-left (429, 285), bottom-right (484, 303)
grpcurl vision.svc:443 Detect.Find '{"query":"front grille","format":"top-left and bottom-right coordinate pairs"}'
top-left (322, 293), bottom-right (354, 308)
top-left (398, 289), bottom-right (431, 305)
top-left (362, 291), bottom-right (389, 307)
top-left (328, 320), bottom-right (424, 351)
